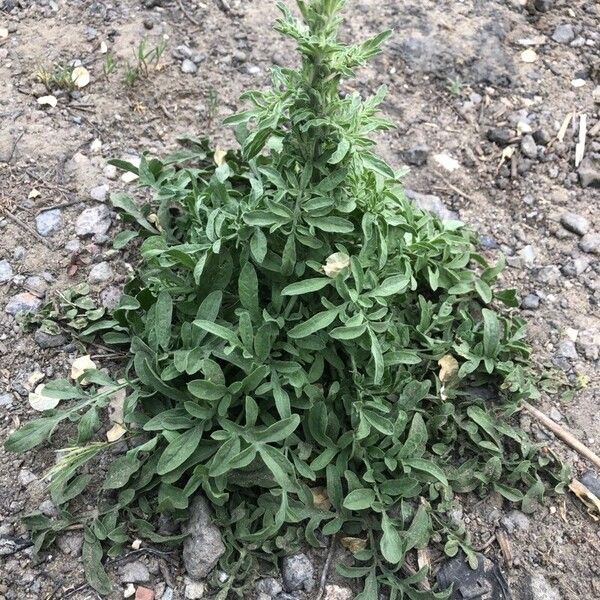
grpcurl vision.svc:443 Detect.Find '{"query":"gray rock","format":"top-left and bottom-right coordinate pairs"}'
top-left (557, 340), bottom-right (577, 360)
top-left (560, 212), bottom-right (590, 236)
top-left (75, 205), bottom-right (111, 237)
top-left (160, 588), bottom-right (174, 600)
top-left (183, 496), bottom-right (225, 580)
top-left (56, 532), bottom-right (84, 557)
top-left (580, 470), bottom-right (600, 498)
top-left (487, 127), bottom-right (512, 146)
top-left (533, 0), bottom-right (553, 11)
top-left (100, 285), bottom-right (122, 309)
top-left (527, 574), bottom-right (561, 600)
top-left (520, 134), bottom-right (538, 159)
top-left (517, 245), bottom-right (537, 268)
top-left (18, 469), bottom-right (38, 486)
top-left (402, 145), bottom-right (429, 166)
top-left (281, 553), bottom-right (314, 592)
top-left (0, 259), bottom-right (13, 282)
top-left (405, 189), bottom-right (459, 222)
top-left (578, 158), bottom-right (600, 188)
top-left (323, 585), bottom-right (353, 600)
top-left (549, 407), bottom-right (563, 422)
top-left (0, 393), bottom-right (14, 407)
top-left (64, 239), bottom-right (81, 253)
top-left (119, 560), bottom-right (150, 583)
top-left (500, 510), bottom-right (530, 534)
top-left (5, 292), bottom-right (42, 315)
top-left (579, 233), bottom-right (600, 254)
top-left (35, 209), bottom-right (63, 237)
top-left (246, 65), bottom-right (261, 75)
top-left (563, 256), bottom-right (590, 277)
top-left (34, 329), bottom-right (66, 348)
top-left (13, 246), bottom-right (26, 261)
top-left (89, 184), bottom-right (109, 202)
top-left (181, 59), bottom-right (198, 74)
top-left (256, 578), bottom-right (283, 596)
top-left (184, 578), bottom-right (205, 599)
top-left (521, 293), bottom-right (540, 310)
top-left (532, 129), bottom-right (551, 146)
top-left (39, 499), bottom-right (58, 518)
top-left (576, 330), bottom-right (599, 361)
top-left (536, 265), bottom-right (561, 285)
top-left (88, 261), bottom-right (114, 284)
top-left (24, 275), bottom-right (48, 298)
top-left (173, 45), bottom-right (194, 60)
top-left (479, 234), bottom-right (498, 249)
top-left (552, 24), bottom-right (575, 44)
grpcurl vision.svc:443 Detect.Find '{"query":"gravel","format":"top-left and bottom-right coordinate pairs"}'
top-left (0, 259), bottom-right (13, 282)
top-left (579, 233), bottom-right (600, 254)
top-left (402, 144), bottom-right (429, 166)
top-left (181, 59), bottom-right (198, 74)
top-left (560, 212), bottom-right (590, 236)
top-left (551, 24), bottom-right (575, 44)
top-left (487, 127), bottom-right (512, 146)
top-left (527, 574), bottom-right (561, 600)
top-left (89, 183), bottom-right (109, 202)
top-left (88, 261), bottom-right (114, 284)
top-left (281, 554), bottom-right (314, 592)
top-left (75, 204), bottom-right (112, 237)
top-left (520, 134), bottom-right (538, 159)
top-left (521, 293), bottom-right (540, 310)
top-left (35, 208), bottom-right (63, 237)
top-left (119, 560), bottom-right (151, 584)
top-left (578, 158), bottom-right (600, 188)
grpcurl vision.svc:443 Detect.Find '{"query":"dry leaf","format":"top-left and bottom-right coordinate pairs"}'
top-left (71, 65), bottom-right (90, 88)
top-left (214, 148), bottom-right (227, 166)
top-left (70, 355), bottom-right (97, 383)
top-left (29, 384), bottom-right (60, 412)
top-left (438, 354), bottom-right (459, 383)
top-left (322, 252), bottom-right (350, 278)
top-left (340, 537), bottom-right (367, 552)
top-left (107, 385), bottom-right (127, 424)
top-left (433, 153), bottom-right (460, 172)
top-left (311, 487), bottom-right (331, 510)
top-left (38, 95), bottom-right (58, 108)
top-left (106, 422), bottom-right (127, 442)
top-left (520, 49), bottom-right (538, 63)
top-left (569, 478), bottom-right (600, 520)
top-left (25, 370), bottom-right (45, 391)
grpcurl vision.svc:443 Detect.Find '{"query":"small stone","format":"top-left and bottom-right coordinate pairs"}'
top-left (76, 205), bottom-right (112, 237)
top-left (183, 496), bottom-right (226, 580)
top-left (517, 245), bottom-right (537, 268)
top-left (65, 239), bottom-right (81, 253)
top-left (578, 158), bottom-right (600, 188)
top-left (533, 0), bottom-right (553, 11)
top-left (5, 292), bottom-right (42, 315)
top-left (246, 65), bottom-right (261, 75)
top-left (552, 24), bottom-right (575, 44)
top-left (34, 329), bottom-right (66, 349)
top-left (173, 45), bottom-right (193, 60)
top-left (13, 246), bottom-right (26, 261)
top-left (532, 129), bottom-right (551, 146)
top-left (160, 588), bottom-right (174, 600)
top-left (88, 261), bottom-right (114, 284)
top-left (520, 134), bottom-right (538, 159)
top-left (104, 164), bottom-right (118, 180)
top-left (549, 407), bottom-right (563, 422)
top-left (580, 470), bottom-right (600, 498)
top-left (135, 587), bottom-right (155, 600)
top-left (560, 212), bottom-right (590, 236)
top-left (402, 144), bottom-right (429, 166)
top-left (256, 578), bottom-right (283, 596)
top-left (18, 469), bottom-right (38, 486)
top-left (181, 59), bottom-right (198, 74)
top-left (0, 259), bottom-right (13, 282)
top-left (0, 393), bottom-right (14, 407)
top-left (56, 532), bottom-right (84, 556)
top-left (233, 50), bottom-right (247, 63)
top-left (536, 265), bottom-right (560, 285)
top-left (405, 189), bottom-right (459, 222)
top-left (486, 127), bottom-right (513, 146)
top-left (100, 285), bottom-right (122, 309)
top-left (281, 553), bottom-right (315, 592)
top-left (557, 340), bottom-right (577, 360)
top-left (324, 585), bottom-right (353, 600)
top-left (119, 561), bottom-right (150, 584)
top-left (527, 574), bottom-right (561, 600)
top-left (90, 184), bottom-right (109, 202)
top-left (479, 235), bottom-right (498, 250)
top-left (594, 86), bottom-right (600, 104)
top-left (579, 233), bottom-right (600, 254)
top-left (184, 578), bottom-right (205, 600)
top-left (35, 208), bottom-right (63, 237)
top-left (124, 583), bottom-right (136, 598)
top-left (24, 275), bottom-right (48, 298)
top-left (500, 510), bottom-right (530, 534)
top-left (521, 293), bottom-right (540, 310)
top-left (39, 500), bottom-right (58, 517)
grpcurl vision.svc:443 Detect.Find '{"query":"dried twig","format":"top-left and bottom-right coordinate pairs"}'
top-left (1, 131), bottom-right (24, 164)
top-left (496, 529), bottom-right (513, 567)
top-left (177, 0), bottom-right (201, 24)
top-left (0, 205), bottom-right (53, 248)
top-left (315, 535), bottom-right (337, 600)
top-left (432, 169), bottom-right (478, 203)
top-left (522, 401), bottom-right (600, 469)
top-left (475, 533), bottom-right (496, 552)
top-left (575, 113), bottom-right (587, 167)
top-left (37, 199), bottom-right (81, 214)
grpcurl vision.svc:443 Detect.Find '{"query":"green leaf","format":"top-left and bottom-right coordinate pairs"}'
top-left (110, 193), bottom-right (157, 233)
top-left (343, 489), bottom-right (376, 510)
top-left (304, 216), bottom-right (354, 233)
top-left (193, 320), bottom-right (241, 348)
top-left (154, 291), bottom-right (173, 351)
top-left (482, 308), bottom-right (501, 357)
top-left (113, 230), bottom-right (138, 249)
top-left (239, 262), bottom-right (260, 319)
top-left (188, 380), bottom-right (228, 401)
top-left (256, 415), bottom-right (300, 443)
top-left (281, 278), bottom-right (330, 296)
top-left (328, 138), bottom-right (351, 164)
top-left (475, 279), bottom-right (493, 304)
top-left (380, 513), bottom-right (403, 564)
top-left (82, 529), bottom-right (112, 595)
top-left (370, 273), bottom-right (410, 297)
top-left (288, 308), bottom-right (339, 339)
top-left (405, 505), bottom-right (430, 552)
top-left (157, 427), bottom-right (203, 475)
top-left (403, 458), bottom-right (448, 487)
top-left (103, 454), bottom-right (140, 490)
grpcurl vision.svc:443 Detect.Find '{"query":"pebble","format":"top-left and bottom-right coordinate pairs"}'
top-left (580, 470), bottom-right (600, 498)
top-left (56, 532), bottom-right (84, 556)
top-left (532, 129), bottom-right (551, 146)
top-left (13, 246), bottom-right (26, 261)
top-left (5, 292), bottom-right (42, 315)
top-left (533, 0), bottom-right (553, 11)
top-left (556, 340), bottom-right (577, 360)
top-left (527, 574), bottom-right (561, 600)
top-left (560, 212), bottom-right (590, 236)
top-left (579, 233), bottom-right (600, 254)
top-left (0, 259), bottom-right (13, 282)
top-left (119, 561), bottom-right (151, 584)
top-left (487, 127), bottom-right (512, 146)
top-left (24, 275), bottom-right (48, 298)
top-left (0, 393), bottom-right (13, 407)
top-left (64, 239), bottom-right (81, 253)
top-left (184, 578), bottom-right (205, 599)
top-left (246, 65), bottom-right (261, 75)
top-left (34, 329), bottom-right (66, 349)
top-left (35, 208), bottom-right (63, 237)
top-left (88, 261), bottom-right (114, 284)
top-left (536, 265), bottom-right (561, 285)
top-left (578, 158), bottom-right (600, 188)
top-left (256, 578), bottom-right (283, 596)
top-left (518, 245), bottom-right (537, 268)
top-left (173, 45), bottom-right (193, 60)
top-left (521, 293), bottom-right (540, 310)
top-left (549, 407), bottom-right (563, 422)
top-left (89, 184), bottom-right (109, 202)
top-left (76, 205), bottom-right (112, 237)
top-left (104, 164), bottom-right (118, 180)
top-left (552, 24), bottom-right (575, 44)
top-left (39, 499), bottom-right (58, 518)
top-left (402, 144), bottom-right (429, 166)
top-left (182, 496), bottom-right (226, 580)
top-left (18, 469), bottom-right (38, 486)
top-left (181, 59), bottom-right (198, 74)
top-left (281, 554), bottom-right (314, 592)
top-left (500, 510), bottom-right (530, 534)
top-left (135, 587), bottom-right (155, 600)
top-left (323, 585), bottom-right (353, 600)
top-left (520, 134), bottom-right (538, 159)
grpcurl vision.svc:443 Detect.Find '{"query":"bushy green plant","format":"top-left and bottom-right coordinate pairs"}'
top-left (7, 1), bottom-right (568, 597)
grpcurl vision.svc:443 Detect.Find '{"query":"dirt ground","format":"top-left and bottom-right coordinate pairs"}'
top-left (1, 0), bottom-right (599, 599)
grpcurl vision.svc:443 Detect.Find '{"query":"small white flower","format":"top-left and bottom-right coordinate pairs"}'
top-left (322, 252), bottom-right (350, 278)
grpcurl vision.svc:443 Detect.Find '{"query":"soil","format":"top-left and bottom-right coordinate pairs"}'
top-left (1, 0), bottom-right (599, 599)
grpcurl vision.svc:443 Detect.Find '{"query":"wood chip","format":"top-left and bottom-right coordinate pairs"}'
top-left (496, 529), bottom-right (513, 567)
top-left (575, 114), bottom-right (587, 167)
top-left (569, 478), bottom-right (600, 520)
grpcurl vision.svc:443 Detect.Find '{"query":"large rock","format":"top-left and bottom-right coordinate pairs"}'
top-left (182, 496), bottom-right (225, 580)
top-left (405, 189), bottom-right (459, 222)
top-left (5, 292), bottom-right (42, 315)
